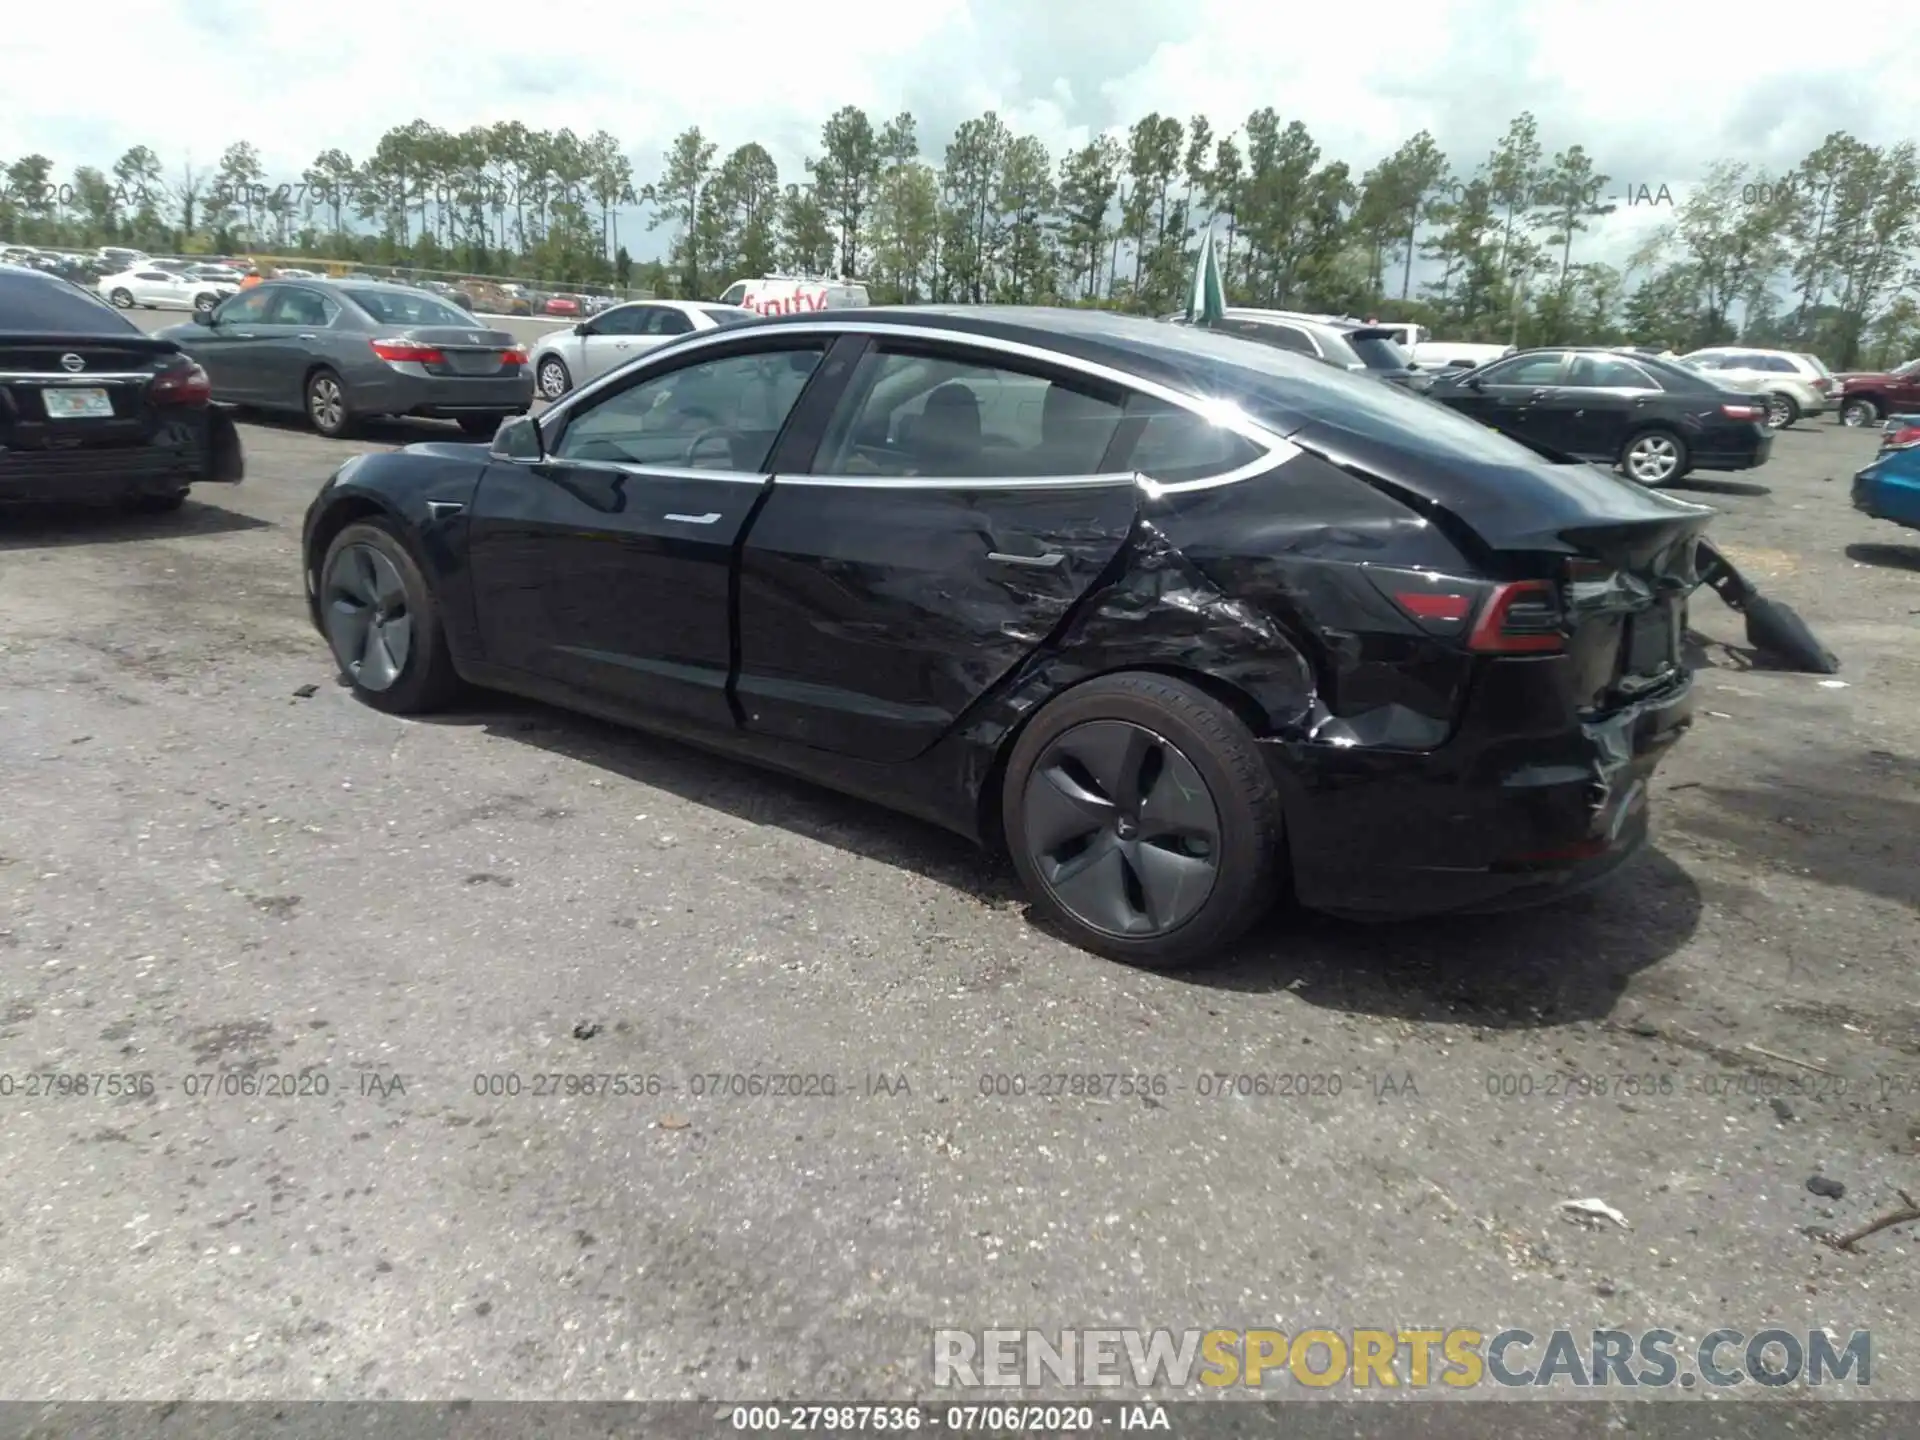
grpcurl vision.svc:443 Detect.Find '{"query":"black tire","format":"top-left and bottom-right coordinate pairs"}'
top-left (536, 354), bottom-right (571, 400)
top-left (123, 489), bottom-right (188, 513)
top-left (1840, 396), bottom-right (1881, 427)
top-left (317, 518), bottom-right (462, 715)
top-left (305, 367), bottom-right (355, 439)
top-left (1001, 671), bottom-right (1284, 969)
top-left (192, 292), bottom-right (219, 315)
top-left (457, 412), bottom-right (511, 438)
top-left (1619, 426), bottom-right (1689, 485)
top-left (1765, 392), bottom-right (1799, 429)
top-left (109, 288), bottom-right (133, 307)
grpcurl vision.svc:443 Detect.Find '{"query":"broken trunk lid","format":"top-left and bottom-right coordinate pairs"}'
top-left (1280, 415), bottom-right (1717, 576)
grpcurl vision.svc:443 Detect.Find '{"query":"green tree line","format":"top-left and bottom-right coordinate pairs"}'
top-left (4, 111), bottom-right (1917, 365)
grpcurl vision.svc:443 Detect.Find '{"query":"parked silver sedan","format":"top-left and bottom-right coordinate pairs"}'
top-left (160, 280), bottom-right (533, 438)
top-left (529, 299), bottom-right (757, 399)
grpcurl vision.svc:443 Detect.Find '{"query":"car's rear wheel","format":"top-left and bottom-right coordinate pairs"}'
top-left (1621, 427), bottom-right (1688, 485)
top-left (537, 355), bottom-right (571, 400)
top-left (192, 292), bottom-right (219, 315)
top-left (109, 288), bottom-right (133, 308)
top-left (306, 367), bottom-right (354, 438)
top-left (1765, 393), bottom-right (1798, 429)
top-left (318, 519), bottom-right (461, 714)
top-left (1841, 397), bottom-right (1881, 427)
top-left (1001, 672), bottom-right (1284, 969)
top-left (457, 413), bottom-right (512, 437)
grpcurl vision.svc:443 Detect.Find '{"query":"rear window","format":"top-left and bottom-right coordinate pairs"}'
top-left (1346, 331), bottom-right (1412, 371)
top-left (698, 305), bottom-right (756, 326)
top-left (1799, 354), bottom-right (1832, 377)
top-left (342, 288), bottom-right (473, 327)
top-left (0, 271), bottom-right (141, 333)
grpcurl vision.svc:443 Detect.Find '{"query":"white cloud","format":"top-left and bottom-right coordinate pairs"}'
top-left (3, 0), bottom-right (1911, 266)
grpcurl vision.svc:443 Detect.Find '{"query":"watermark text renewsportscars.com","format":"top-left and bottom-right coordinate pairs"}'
top-left (933, 1327), bottom-right (1871, 1391)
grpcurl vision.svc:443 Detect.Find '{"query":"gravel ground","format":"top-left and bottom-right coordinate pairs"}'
top-left (0, 402), bottom-right (1916, 1404)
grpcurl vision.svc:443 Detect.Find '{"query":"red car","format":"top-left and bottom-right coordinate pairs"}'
top-left (541, 294), bottom-right (582, 317)
top-left (1832, 359), bottom-right (1920, 427)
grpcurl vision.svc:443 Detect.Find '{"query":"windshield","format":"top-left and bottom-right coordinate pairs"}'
top-left (1892, 358), bottom-right (1920, 378)
top-left (1347, 332), bottom-right (1413, 371)
top-left (343, 287), bottom-right (475, 327)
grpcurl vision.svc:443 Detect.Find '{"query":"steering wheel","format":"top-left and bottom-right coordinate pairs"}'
top-left (682, 426), bottom-right (735, 467)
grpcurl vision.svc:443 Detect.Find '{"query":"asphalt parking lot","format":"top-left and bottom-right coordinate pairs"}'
top-left (1, 399), bottom-right (1917, 1402)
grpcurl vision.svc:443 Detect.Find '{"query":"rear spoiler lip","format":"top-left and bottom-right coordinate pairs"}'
top-left (0, 330), bottom-right (178, 354)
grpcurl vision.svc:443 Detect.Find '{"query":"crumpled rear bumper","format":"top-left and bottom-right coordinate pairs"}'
top-left (1269, 668), bottom-right (1694, 919)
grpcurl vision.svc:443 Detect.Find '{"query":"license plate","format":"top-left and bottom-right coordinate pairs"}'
top-left (448, 352), bottom-right (500, 376)
top-left (43, 387), bottom-right (113, 419)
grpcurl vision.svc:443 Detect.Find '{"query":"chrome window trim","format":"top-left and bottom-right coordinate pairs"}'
top-left (536, 319), bottom-right (1301, 495)
top-left (779, 470), bottom-right (1141, 492)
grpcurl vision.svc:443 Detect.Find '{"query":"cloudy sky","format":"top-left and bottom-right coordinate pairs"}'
top-left (3, 0), bottom-right (1907, 265)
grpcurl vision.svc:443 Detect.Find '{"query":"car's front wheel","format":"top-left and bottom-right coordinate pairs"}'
top-left (536, 355), bottom-right (571, 400)
top-left (1841, 397), bottom-right (1881, 427)
top-left (318, 519), bottom-right (462, 714)
top-left (1621, 427), bottom-right (1688, 485)
top-left (1001, 672), bottom-right (1284, 969)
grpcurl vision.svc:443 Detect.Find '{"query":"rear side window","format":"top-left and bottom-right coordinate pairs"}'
top-left (1226, 319), bottom-right (1316, 355)
top-left (0, 272), bottom-right (141, 332)
top-left (1760, 355), bottom-right (1798, 373)
top-left (343, 288), bottom-right (471, 327)
top-left (1118, 393), bottom-right (1267, 483)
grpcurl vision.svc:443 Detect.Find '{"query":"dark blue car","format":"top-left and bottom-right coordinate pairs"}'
top-left (1851, 414), bottom-right (1920, 531)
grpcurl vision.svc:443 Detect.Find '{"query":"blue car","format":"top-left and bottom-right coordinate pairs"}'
top-left (1852, 414), bottom-right (1920, 530)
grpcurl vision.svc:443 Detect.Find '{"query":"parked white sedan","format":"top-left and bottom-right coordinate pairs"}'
top-left (97, 266), bottom-right (239, 315)
top-left (529, 299), bottom-right (757, 399)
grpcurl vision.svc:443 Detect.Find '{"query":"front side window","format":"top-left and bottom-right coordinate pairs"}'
top-left (590, 305), bottom-right (651, 336)
top-left (1479, 352), bottom-right (1567, 386)
top-left (214, 289), bottom-right (273, 325)
top-left (813, 350), bottom-right (1128, 478)
top-left (551, 344), bottom-right (827, 471)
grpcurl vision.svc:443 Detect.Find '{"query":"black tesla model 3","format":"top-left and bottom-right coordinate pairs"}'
top-left (301, 307), bottom-right (1714, 968)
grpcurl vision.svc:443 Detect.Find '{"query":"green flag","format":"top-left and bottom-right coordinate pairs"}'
top-left (1186, 226), bottom-right (1225, 326)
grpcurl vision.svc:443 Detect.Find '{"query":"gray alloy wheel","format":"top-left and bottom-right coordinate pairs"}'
top-left (537, 355), bottom-right (571, 400)
top-left (307, 369), bottom-right (349, 437)
top-left (1841, 397), bottom-right (1880, 427)
top-left (1765, 393), bottom-right (1796, 429)
top-left (109, 288), bottom-right (133, 307)
top-left (1622, 430), bottom-right (1683, 485)
top-left (193, 292), bottom-right (219, 314)
top-left (322, 541), bottom-right (412, 692)
top-left (1019, 719), bottom-right (1223, 939)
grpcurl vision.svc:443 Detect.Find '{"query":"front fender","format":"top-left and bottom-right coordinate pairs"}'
top-left (302, 447), bottom-right (491, 662)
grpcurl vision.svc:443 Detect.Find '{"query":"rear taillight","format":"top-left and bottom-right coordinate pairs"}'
top-left (500, 348), bottom-right (528, 366)
top-left (1812, 376), bottom-right (1831, 393)
top-left (151, 360), bottom-right (211, 406)
top-left (1881, 422), bottom-right (1920, 450)
top-left (1468, 580), bottom-right (1565, 653)
top-left (1720, 402), bottom-right (1763, 421)
top-left (371, 338), bottom-right (445, 364)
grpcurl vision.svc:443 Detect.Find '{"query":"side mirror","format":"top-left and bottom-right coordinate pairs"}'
top-left (573, 322), bottom-right (592, 336)
top-left (1466, 375), bottom-right (1485, 390)
top-left (491, 414), bottom-right (544, 461)
top-left (194, 309), bottom-right (215, 327)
